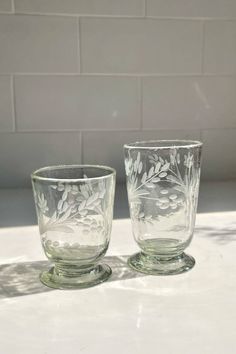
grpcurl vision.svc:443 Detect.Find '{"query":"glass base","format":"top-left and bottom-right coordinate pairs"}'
top-left (40, 263), bottom-right (112, 289)
top-left (128, 252), bottom-right (195, 275)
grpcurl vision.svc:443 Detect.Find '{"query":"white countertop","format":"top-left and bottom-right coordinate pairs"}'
top-left (0, 212), bottom-right (236, 353)
top-left (0, 182), bottom-right (236, 353)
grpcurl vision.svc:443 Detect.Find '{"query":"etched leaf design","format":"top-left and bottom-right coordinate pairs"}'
top-left (37, 193), bottom-right (49, 213)
top-left (76, 195), bottom-right (84, 202)
top-left (125, 145), bottom-right (197, 223)
top-left (155, 161), bottom-right (161, 173)
top-left (80, 185), bottom-right (89, 199)
top-left (124, 159), bottom-right (129, 176)
top-left (159, 172), bottom-right (167, 178)
top-left (59, 207), bottom-right (72, 223)
top-left (138, 161), bottom-right (143, 174)
top-left (153, 154), bottom-right (159, 161)
top-left (159, 157), bottom-right (164, 164)
top-left (99, 180), bottom-right (105, 191)
top-left (57, 183), bottom-right (64, 191)
top-left (35, 175), bottom-right (108, 234)
top-left (138, 189), bottom-right (150, 196)
top-left (50, 211), bottom-right (57, 223)
top-left (99, 189), bottom-right (106, 198)
top-left (145, 215), bottom-right (152, 220)
top-left (174, 185), bottom-right (184, 192)
top-left (184, 174), bottom-right (188, 185)
top-left (80, 210), bottom-right (88, 216)
top-left (170, 154), bottom-right (175, 165)
top-left (62, 201), bottom-right (69, 213)
top-left (177, 153), bottom-right (180, 164)
top-left (161, 162), bottom-right (170, 171)
top-left (57, 199), bottom-right (63, 211)
top-left (141, 172), bottom-right (147, 184)
top-left (146, 183), bottom-right (155, 189)
top-left (86, 192), bottom-right (99, 206)
top-left (137, 151), bottom-right (140, 164)
top-left (78, 199), bottom-right (86, 211)
top-left (93, 199), bottom-right (102, 207)
top-left (62, 190), bottom-right (68, 201)
top-left (166, 175), bottom-right (179, 183)
top-left (71, 185), bottom-right (79, 195)
top-left (152, 177), bottom-right (160, 183)
top-left (148, 166), bottom-right (154, 178)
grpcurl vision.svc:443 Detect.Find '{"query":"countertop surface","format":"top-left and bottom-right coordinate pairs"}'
top-left (0, 182), bottom-right (236, 353)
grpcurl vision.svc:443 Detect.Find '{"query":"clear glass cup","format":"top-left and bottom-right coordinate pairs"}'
top-left (124, 140), bottom-right (202, 275)
top-left (31, 165), bottom-right (116, 289)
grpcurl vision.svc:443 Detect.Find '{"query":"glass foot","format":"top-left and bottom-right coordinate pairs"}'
top-left (40, 263), bottom-right (112, 289)
top-left (128, 252), bottom-right (195, 275)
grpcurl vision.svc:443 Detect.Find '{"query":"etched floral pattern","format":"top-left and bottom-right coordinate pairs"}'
top-left (125, 148), bottom-right (200, 224)
top-left (34, 177), bottom-right (107, 235)
top-left (37, 193), bottom-right (49, 214)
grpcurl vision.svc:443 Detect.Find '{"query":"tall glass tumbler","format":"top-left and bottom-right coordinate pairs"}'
top-left (31, 165), bottom-right (116, 289)
top-left (124, 140), bottom-right (202, 275)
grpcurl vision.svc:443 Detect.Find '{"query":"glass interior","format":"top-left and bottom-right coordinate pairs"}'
top-left (32, 165), bottom-right (115, 181)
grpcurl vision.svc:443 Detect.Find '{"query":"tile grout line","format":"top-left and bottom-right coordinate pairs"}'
top-left (10, 72), bottom-right (236, 78)
top-left (144, 0), bottom-right (147, 17)
top-left (2, 12), bottom-right (236, 21)
top-left (138, 77), bottom-right (143, 130)
top-left (77, 17), bottom-right (81, 73)
top-left (11, 0), bottom-right (15, 13)
top-left (201, 20), bottom-right (206, 74)
top-left (0, 128), bottom-right (232, 136)
top-left (10, 75), bottom-right (17, 132)
top-left (80, 131), bottom-right (84, 163)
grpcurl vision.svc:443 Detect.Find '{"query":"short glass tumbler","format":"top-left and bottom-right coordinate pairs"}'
top-left (31, 165), bottom-right (116, 289)
top-left (124, 140), bottom-right (202, 275)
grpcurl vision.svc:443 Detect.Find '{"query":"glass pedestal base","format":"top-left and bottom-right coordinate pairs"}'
top-left (40, 263), bottom-right (112, 289)
top-left (128, 252), bottom-right (195, 275)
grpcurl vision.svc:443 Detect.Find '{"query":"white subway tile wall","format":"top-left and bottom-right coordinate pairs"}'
top-left (143, 77), bottom-right (236, 130)
top-left (204, 21), bottom-right (236, 74)
top-left (14, 0), bottom-right (144, 16)
top-left (15, 76), bottom-right (140, 131)
top-left (0, 133), bottom-right (81, 187)
top-left (0, 15), bottom-right (78, 73)
top-left (147, 0), bottom-right (236, 18)
top-left (0, 0), bottom-right (235, 186)
top-left (80, 18), bottom-right (203, 74)
top-left (0, 0), bottom-right (11, 12)
top-left (0, 75), bottom-right (13, 131)
top-left (202, 129), bottom-right (236, 180)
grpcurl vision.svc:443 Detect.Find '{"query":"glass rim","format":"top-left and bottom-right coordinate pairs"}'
top-left (31, 164), bottom-right (116, 183)
top-left (124, 139), bottom-right (203, 150)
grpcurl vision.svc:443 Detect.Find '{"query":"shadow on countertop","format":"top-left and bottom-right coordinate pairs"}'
top-left (195, 225), bottom-right (236, 244)
top-left (0, 255), bottom-right (145, 299)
